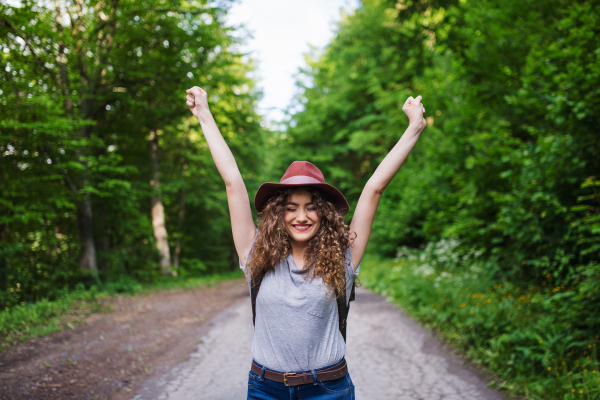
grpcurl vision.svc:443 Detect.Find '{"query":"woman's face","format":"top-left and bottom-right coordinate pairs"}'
top-left (283, 188), bottom-right (321, 244)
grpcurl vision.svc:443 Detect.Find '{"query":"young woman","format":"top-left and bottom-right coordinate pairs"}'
top-left (185, 86), bottom-right (426, 399)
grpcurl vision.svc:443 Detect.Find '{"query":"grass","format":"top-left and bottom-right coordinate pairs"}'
top-left (0, 269), bottom-right (244, 351)
top-left (360, 242), bottom-right (599, 400)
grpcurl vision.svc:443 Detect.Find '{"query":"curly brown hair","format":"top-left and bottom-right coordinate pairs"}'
top-left (247, 187), bottom-right (355, 299)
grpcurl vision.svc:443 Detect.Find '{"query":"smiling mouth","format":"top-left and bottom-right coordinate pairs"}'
top-left (292, 224), bottom-right (312, 232)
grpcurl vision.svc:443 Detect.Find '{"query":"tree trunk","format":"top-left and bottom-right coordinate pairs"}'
top-left (149, 130), bottom-right (172, 275)
top-left (75, 88), bottom-right (98, 276)
top-left (52, 1), bottom-right (99, 274)
top-left (54, 225), bottom-right (62, 255)
top-left (173, 186), bottom-right (186, 271)
top-left (97, 203), bottom-right (110, 272)
top-left (174, 133), bottom-right (189, 271)
top-left (77, 189), bottom-right (98, 274)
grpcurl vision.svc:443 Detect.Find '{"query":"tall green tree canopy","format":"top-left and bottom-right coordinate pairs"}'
top-left (283, 0), bottom-right (599, 282)
top-left (0, 0), bottom-right (263, 308)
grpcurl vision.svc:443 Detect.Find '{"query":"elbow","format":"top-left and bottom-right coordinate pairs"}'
top-left (224, 179), bottom-right (236, 192)
top-left (225, 175), bottom-right (244, 192)
top-left (365, 181), bottom-right (385, 197)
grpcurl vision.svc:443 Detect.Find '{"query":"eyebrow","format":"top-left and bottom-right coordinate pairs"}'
top-left (285, 202), bottom-right (315, 206)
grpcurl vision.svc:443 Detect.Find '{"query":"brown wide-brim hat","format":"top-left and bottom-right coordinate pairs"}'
top-left (254, 161), bottom-right (349, 215)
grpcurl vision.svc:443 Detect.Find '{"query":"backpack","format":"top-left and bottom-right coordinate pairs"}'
top-left (250, 271), bottom-right (356, 342)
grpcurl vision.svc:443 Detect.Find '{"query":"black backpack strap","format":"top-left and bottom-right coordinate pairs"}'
top-left (251, 285), bottom-right (257, 326)
top-left (337, 276), bottom-right (356, 342)
top-left (251, 272), bottom-right (265, 326)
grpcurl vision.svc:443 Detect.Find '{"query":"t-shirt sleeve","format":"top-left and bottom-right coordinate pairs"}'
top-left (344, 245), bottom-right (360, 277)
top-left (344, 246), bottom-right (360, 304)
top-left (239, 229), bottom-right (258, 272)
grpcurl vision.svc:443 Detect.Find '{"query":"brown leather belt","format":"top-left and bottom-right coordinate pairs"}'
top-left (251, 359), bottom-right (348, 387)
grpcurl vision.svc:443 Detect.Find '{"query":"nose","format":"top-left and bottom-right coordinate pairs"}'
top-left (296, 208), bottom-right (308, 223)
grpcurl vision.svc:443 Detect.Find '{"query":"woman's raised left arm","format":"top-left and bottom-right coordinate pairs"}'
top-left (349, 95), bottom-right (427, 269)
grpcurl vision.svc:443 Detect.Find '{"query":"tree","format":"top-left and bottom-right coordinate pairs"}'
top-left (0, 0), bottom-right (264, 306)
top-left (283, 0), bottom-right (600, 283)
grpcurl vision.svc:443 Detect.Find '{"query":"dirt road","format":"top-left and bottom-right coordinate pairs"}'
top-left (0, 280), bottom-right (248, 400)
top-left (1, 282), bottom-right (508, 400)
top-left (132, 288), bottom-right (508, 400)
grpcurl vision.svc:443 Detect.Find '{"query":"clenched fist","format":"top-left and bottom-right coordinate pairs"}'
top-left (402, 95), bottom-right (426, 133)
top-left (186, 86), bottom-right (209, 118)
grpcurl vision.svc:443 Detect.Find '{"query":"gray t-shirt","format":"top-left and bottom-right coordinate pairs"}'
top-left (240, 236), bottom-right (360, 372)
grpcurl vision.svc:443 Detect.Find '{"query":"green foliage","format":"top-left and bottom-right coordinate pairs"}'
top-left (2, 1), bottom-right (598, 396)
top-left (284, 0), bottom-right (600, 281)
top-left (0, 270), bottom-right (243, 350)
top-left (570, 176), bottom-right (600, 259)
top-left (361, 249), bottom-right (600, 399)
top-left (0, 0), bottom-right (263, 308)
top-left (0, 284), bottom-right (105, 351)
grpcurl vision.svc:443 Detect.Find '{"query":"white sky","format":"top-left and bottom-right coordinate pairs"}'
top-left (226, 0), bottom-right (358, 124)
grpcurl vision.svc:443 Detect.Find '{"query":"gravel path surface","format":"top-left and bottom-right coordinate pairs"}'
top-left (0, 279), bottom-right (247, 400)
top-left (132, 288), bottom-right (508, 400)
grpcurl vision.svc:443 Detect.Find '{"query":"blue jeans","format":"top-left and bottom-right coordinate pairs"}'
top-left (247, 359), bottom-right (355, 399)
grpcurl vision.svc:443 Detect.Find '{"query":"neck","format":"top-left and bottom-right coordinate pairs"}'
top-left (290, 239), bottom-right (310, 269)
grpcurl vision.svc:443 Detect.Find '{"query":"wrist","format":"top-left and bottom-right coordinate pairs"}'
top-left (407, 122), bottom-right (423, 135)
top-left (196, 107), bottom-right (213, 124)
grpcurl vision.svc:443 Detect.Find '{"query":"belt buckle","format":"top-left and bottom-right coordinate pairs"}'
top-left (283, 372), bottom-right (296, 386)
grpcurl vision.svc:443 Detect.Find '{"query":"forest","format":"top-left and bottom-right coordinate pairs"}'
top-left (1, 0), bottom-right (265, 306)
top-left (1, 0), bottom-right (599, 398)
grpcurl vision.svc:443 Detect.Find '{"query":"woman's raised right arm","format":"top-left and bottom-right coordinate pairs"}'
top-left (186, 86), bottom-right (256, 266)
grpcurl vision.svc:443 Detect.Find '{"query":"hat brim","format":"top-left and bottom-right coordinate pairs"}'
top-left (254, 182), bottom-right (349, 215)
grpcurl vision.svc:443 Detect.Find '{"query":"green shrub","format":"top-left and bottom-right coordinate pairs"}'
top-left (0, 270), bottom-right (243, 351)
top-left (0, 287), bottom-right (105, 350)
top-left (361, 245), bottom-right (599, 399)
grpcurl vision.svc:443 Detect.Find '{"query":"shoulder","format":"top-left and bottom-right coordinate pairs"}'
top-left (239, 229), bottom-right (259, 271)
top-left (343, 245), bottom-right (360, 277)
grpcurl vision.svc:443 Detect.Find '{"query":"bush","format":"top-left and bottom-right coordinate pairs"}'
top-left (360, 244), bottom-right (599, 399)
top-left (0, 270), bottom-right (243, 351)
top-left (0, 287), bottom-right (105, 350)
